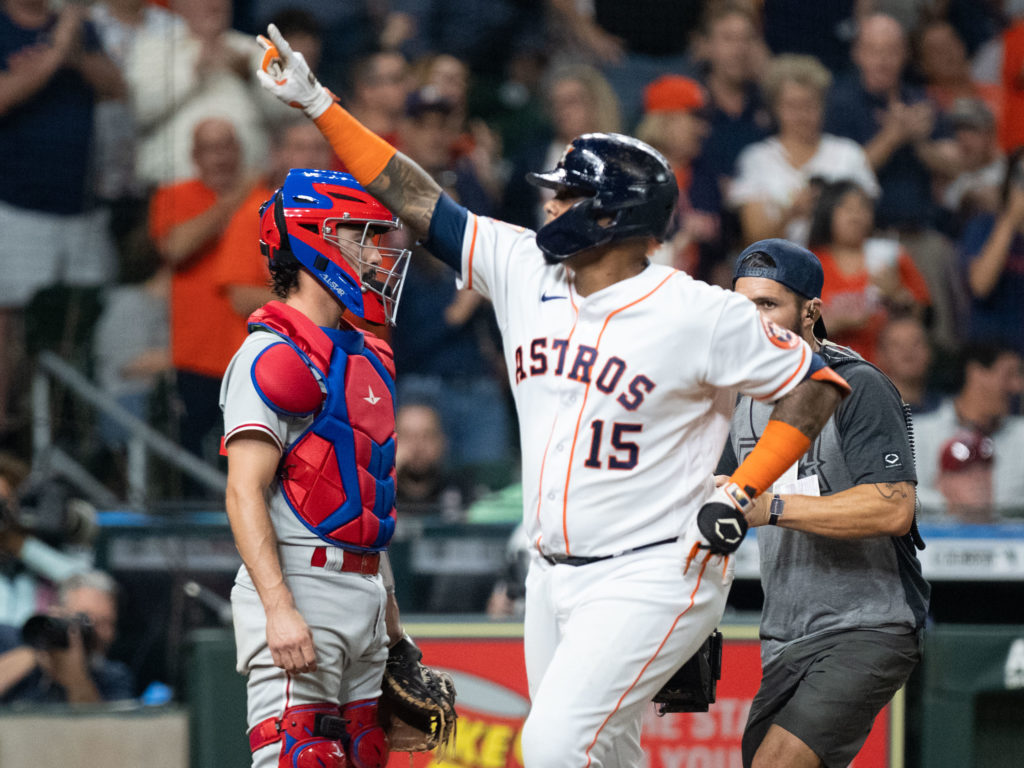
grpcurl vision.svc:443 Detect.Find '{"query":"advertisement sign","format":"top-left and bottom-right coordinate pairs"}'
top-left (388, 624), bottom-right (897, 768)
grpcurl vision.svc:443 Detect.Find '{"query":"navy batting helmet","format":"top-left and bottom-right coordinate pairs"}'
top-left (527, 133), bottom-right (678, 263)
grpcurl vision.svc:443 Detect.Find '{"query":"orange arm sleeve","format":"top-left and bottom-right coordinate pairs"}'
top-left (731, 420), bottom-right (811, 499)
top-left (313, 104), bottom-right (397, 185)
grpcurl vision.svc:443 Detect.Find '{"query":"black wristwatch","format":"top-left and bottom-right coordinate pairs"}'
top-left (769, 494), bottom-right (784, 526)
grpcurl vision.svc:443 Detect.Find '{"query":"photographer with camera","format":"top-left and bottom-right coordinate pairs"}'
top-left (0, 570), bottom-right (134, 703)
top-left (0, 453), bottom-right (91, 627)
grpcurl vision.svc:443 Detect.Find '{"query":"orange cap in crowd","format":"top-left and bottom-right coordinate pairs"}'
top-left (643, 75), bottom-right (706, 113)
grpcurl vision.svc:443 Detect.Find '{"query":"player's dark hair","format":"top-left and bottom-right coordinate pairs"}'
top-left (806, 179), bottom-right (872, 250)
top-left (736, 250), bottom-right (775, 272)
top-left (269, 257), bottom-right (301, 299)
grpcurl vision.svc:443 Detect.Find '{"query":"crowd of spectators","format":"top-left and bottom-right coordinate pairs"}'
top-left (1, 0), bottom-right (1024, 708)
top-left (1, 0), bottom-right (1023, 525)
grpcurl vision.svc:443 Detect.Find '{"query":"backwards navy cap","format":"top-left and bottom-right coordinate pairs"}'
top-left (733, 238), bottom-right (827, 338)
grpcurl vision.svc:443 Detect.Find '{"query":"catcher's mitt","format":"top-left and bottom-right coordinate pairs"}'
top-left (379, 636), bottom-right (457, 752)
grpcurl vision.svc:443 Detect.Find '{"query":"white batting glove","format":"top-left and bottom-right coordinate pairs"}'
top-left (256, 24), bottom-right (334, 119)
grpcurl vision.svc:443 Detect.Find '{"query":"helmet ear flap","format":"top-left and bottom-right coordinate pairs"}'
top-left (260, 188), bottom-right (297, 267)
top-left (535, 198), bottom-right (615, 264)
top-left (273, 189), bottom-right (288, 247)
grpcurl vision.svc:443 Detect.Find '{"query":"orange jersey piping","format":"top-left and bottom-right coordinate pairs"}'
top-left (560, 271), bottom-right (676, 553)
top-left (464, 214), bottom-right (480, 291)
top-left (534, 302), bottom-right (580, 555)
top-left (755, 343), bottom-right (808, 403)
top-left (582, 556), bottom-right (709, 767)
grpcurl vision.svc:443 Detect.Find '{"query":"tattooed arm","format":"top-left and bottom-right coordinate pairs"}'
top-left (741, 481), bottom-right (916, 538)
top-left (365, 153), bottom-right (443, 237)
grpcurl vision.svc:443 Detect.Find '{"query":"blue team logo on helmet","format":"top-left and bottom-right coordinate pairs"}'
top-left (259, 169), bottom-right (411, 325)
top-left (526, 133), bottom-right (679, 264)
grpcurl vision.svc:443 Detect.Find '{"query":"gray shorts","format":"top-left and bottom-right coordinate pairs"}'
top-left (742, 629), bottom-right (922, 768)
top-left (0, 200), bottom-right (114, 308)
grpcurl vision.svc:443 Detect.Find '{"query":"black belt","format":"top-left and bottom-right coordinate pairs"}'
top-left (541, 537), bottom-right (679, 566)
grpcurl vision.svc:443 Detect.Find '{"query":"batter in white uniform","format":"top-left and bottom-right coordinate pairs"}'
top-left (256, 26), bottom-right (851, 767)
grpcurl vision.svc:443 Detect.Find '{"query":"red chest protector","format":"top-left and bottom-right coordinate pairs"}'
top-left (248, 301), bottom-right (397, 551)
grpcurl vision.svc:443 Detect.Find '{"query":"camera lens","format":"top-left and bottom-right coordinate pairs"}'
top-left (20, 613), bottom-right (98, 652)
top-left (21, 615), bottom-right (72, 651)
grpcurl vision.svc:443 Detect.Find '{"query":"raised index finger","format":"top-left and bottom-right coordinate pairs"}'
top-left (266, 23), bottom-right (294, 62)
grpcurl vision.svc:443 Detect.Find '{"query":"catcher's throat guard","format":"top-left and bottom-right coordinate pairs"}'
top-left (653, 630), bottom-right (723, 714)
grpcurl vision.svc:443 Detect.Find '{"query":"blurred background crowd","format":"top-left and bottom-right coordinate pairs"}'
top-left (1, 0), bottom-right (1024, 705)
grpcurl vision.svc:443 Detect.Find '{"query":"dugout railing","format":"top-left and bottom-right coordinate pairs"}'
top-left (30, 350), bottom-right (226, 507)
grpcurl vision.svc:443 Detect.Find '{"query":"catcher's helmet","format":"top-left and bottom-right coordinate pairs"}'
top-left (527, 133), bottom-right (678, 263)
top-left (259, 169), bottom-right (411, 325)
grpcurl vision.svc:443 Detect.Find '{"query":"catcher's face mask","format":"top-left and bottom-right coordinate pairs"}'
top-left (321, 219), bottom-right (410, 327)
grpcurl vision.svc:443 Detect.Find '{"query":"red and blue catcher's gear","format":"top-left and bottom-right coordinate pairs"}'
top-left (251, 341), bottom-right (324, 417)
top-left (249, 301), bottom-right (397, 550)
top-left (248, 703), bottom-right (348, 768)
top-left (526, 133), bottom-right (678, 264)
top-left (340, 699), bottom-right (389, 768)
top-left (259, 168), bottom-right (411, 325)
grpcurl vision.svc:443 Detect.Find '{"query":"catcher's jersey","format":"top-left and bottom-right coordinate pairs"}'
top-left (220, 330), bottom-right (320, 546)
top-left (437, 204), bottom-right (816, 558)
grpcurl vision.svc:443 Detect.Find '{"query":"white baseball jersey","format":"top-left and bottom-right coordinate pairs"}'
top-left (430, 206), bottom-right (819, 767)
top-left (457, 214), bottom-right (813, 558)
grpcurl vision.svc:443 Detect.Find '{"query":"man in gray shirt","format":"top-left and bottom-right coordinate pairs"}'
top-left (718, 239), bottom-right (930, 768)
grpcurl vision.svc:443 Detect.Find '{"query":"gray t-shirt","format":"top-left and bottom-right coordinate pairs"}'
top-left (719, 342), bottom-right (930, 665)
